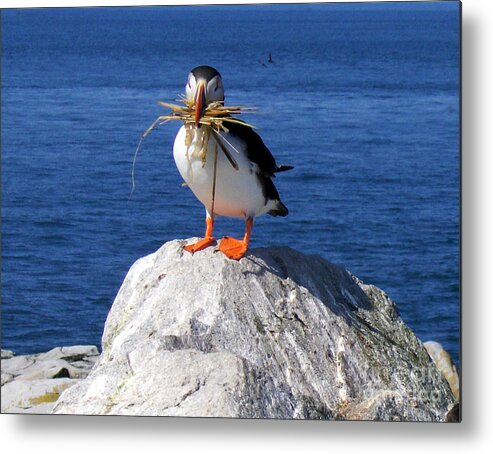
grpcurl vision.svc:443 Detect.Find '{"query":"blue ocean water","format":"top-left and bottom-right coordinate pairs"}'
top-left (1, 3), bottom-right (460, 366)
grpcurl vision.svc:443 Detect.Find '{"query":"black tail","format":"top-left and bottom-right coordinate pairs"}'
top-left (275, 165), bottom-right (294, 173)
top-left (268, 200), bottom-right (289, 217)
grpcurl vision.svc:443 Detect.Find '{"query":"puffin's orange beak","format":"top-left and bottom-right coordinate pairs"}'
top-left (195, 82), bottom-right (206, 126)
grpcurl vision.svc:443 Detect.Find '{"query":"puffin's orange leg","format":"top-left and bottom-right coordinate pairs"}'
top-left (218, 217), bottom-right (253, 260)
top-left (184, 216), bottom-right (216, 254)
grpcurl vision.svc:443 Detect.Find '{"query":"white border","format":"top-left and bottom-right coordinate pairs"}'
top-left (2, 0), bottom-right (492, 453)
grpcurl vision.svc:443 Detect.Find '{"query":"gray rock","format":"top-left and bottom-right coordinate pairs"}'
top-left (1, 355), bottom-right (37, 377)
top-left (1, 350), bottom-right (15, 360)
top-left (1, 378), bottom-right (76, 414)
top-left (1, 372), bottom-right (14, 387)
top-left (445, 402), bottom-right (460, 422)
top-left (53, 239), bottom-right (455, 420)
top-left (15, 359), bottom-right (78, 381)
top-left (39, 345), bottom-right (99, 362)
top-left (424, 341), bottom-right (460, 401)
top-left (1, 345), bottom-right (99, 413)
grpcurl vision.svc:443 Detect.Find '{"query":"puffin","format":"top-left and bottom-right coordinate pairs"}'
top-left (173, 65), bottom-right (292, 260)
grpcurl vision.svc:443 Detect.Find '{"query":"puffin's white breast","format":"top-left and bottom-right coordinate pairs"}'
top-left (173, 125), bottom-right (275, 219)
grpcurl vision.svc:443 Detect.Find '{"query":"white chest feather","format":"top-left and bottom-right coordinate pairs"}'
top-left (173, 126), bottom-right (275, 219)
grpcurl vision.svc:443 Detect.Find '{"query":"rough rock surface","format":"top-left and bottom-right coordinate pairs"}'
top-left (53, 239), bottom-right (455, 420)
top-left (424, 341), bottom-right (460, 401)
top-left (1, 345), bottom-right (99, 414)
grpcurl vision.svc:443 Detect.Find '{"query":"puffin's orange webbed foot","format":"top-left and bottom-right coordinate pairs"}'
top-left (184, 216), bottom-right (215, 254)
top-left (184, 237), bottom-right (216, 254)
top-left (217, 236), bottom-right (248, 260)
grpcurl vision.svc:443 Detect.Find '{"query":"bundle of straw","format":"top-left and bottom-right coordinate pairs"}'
top-left (132, 97), bottom-right (257, 192)
top-left (142, 98), bottom-right (257, 140)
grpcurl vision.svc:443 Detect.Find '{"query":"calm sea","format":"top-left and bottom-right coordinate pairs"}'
top-left (1, 3), bottom-right (460, 366)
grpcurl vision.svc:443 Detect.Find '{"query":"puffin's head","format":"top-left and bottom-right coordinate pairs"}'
top-left (185, 65), bottom-right (224, 125)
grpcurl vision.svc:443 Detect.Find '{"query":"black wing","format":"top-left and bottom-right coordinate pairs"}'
top-left (223, 120), bottom-right (292, 217)
top-left (224, 121), bottom-right (280, 177)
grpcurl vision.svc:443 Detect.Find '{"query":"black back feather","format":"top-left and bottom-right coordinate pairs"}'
top-left (223, 121), bottom-right (291, 216)
top-left (224, 121), bottom-right (292, 177)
